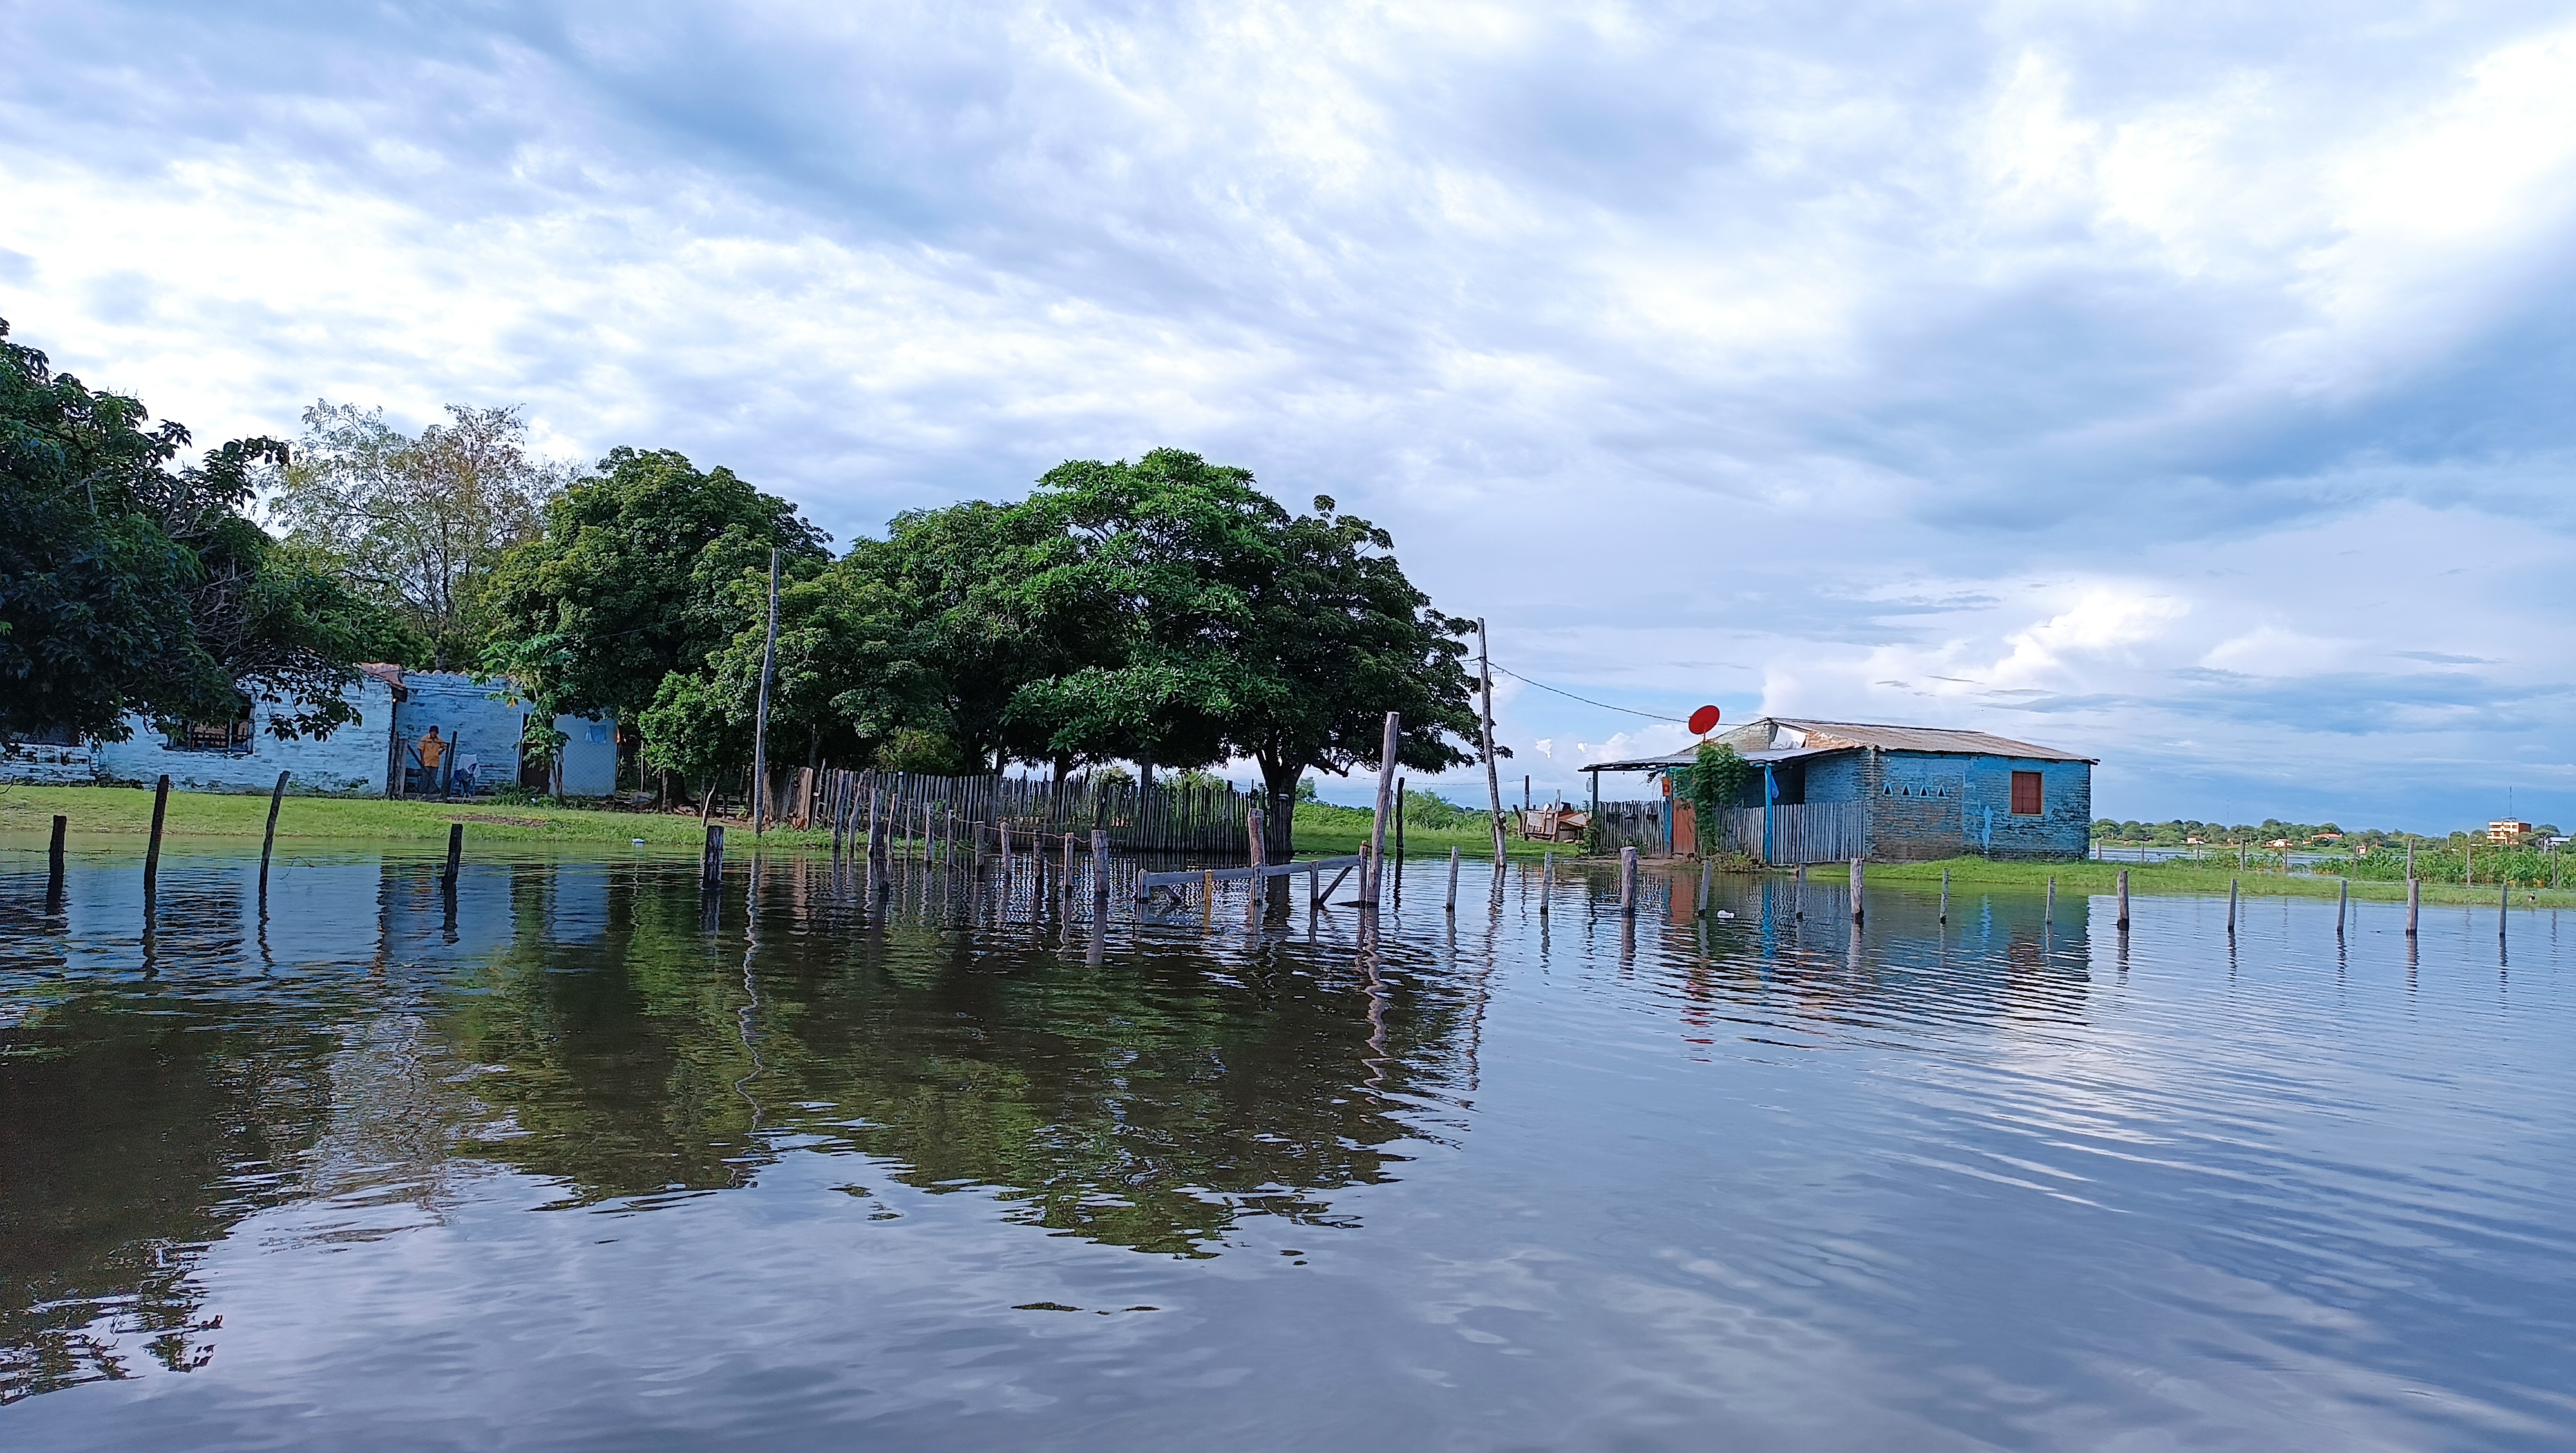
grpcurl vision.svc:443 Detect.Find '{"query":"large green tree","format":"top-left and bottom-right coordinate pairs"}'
top-left (1003, 451), bottom-right (1479, 826)
top-left (267, 401), bottom-right (574, 669)
top-left (0, 318), bottom-right (402, 746)
top-left (482, 446), bottom-right (828, 736)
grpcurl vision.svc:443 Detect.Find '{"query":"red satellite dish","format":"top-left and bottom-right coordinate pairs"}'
top-left (1688, 705), bottom-right (1721, 736)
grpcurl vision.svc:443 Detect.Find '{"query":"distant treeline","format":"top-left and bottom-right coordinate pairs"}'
top-left (4, 316), bottom-right (1497, 824)
top-left (2092, 817), bottom-right (2562, 850)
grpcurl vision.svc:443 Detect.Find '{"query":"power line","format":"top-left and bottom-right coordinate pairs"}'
top-left (1488, 663), bottom-right (1690, 724)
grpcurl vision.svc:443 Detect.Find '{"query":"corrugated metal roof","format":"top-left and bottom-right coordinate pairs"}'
top-left (1584, 717), bottom-right (2096, 773)
top-left (1759, 717), bottom-right (2095, 762)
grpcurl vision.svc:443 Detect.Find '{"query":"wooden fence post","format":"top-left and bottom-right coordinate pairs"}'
top-left (2405, 874), bottom-right (2419, 936)
top-left (1620, 846), bottom-right (1639, 915)
top-left (1091, 828), bottom-right (1110, 902)
top-left (144, 774), bottom-right (170, 901)
top-left (2046, 876), bottom-right (2055, 925)
top-left (2116, 869), bottom-right (2128, 930)
top-left (1938, 867), bottom-right (1949, 924)
top-left (1365, 712), bottom-right (1400, 905)
top-left (444, 822), bottom-right (464, 889)
top-left (47, 813), bottom-right (67, 909)
top-left (1699, 857), bottom-right (1712, 916)
top-left (1445, 846), bottom-right (1461, 913)
top-left (2337, 877), bottom-right (2348, 937)
top-left (260, 770), bottom-right (289, 898)
top-left (1848, 857), bottom-right (1864, 922)
top-left (2228, 877), bottom-right (2239, 935)
top-left (702, 825), bottom-right (724, 893)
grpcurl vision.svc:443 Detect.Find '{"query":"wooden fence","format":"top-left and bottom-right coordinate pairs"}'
top-left (1714, 802), bottom-right (1866, 864)
top-left (1590, 800), bottom-right (1669, 857)
top-left (766, 768), bottom-right (1288, 859)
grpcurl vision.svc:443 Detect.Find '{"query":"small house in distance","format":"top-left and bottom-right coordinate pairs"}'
top-left (1586, 717), bottom-right (2096, 863)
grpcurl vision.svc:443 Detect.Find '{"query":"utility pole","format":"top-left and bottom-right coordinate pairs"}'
top-left (750, 547), bottom-right (780, 835)
top-left (1479, 618), bottom-right (1506, 863)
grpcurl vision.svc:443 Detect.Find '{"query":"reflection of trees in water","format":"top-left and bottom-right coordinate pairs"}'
top-left (439, 862), bottom-right (1476, 1255)
top-left (0, 998), bottom-right (334, 1403)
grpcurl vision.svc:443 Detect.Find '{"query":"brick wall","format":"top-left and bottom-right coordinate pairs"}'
top-left (1864, 751), bottom-right (1971, 860)
top-left (1960, 757), bottom-right (2091, 860)
top-left (89, 679), bottom-right (399, 795)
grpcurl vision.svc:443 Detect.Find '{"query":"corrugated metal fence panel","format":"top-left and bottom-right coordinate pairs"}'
top-left (1717, 802), bottom-right (1866, 864)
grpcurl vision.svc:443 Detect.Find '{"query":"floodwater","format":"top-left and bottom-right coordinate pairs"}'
top-left (1, 840), bottom-right (2570, 1452)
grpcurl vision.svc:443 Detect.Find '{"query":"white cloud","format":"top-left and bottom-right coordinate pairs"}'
top-left (3, 0), bottom-right (2573, 829)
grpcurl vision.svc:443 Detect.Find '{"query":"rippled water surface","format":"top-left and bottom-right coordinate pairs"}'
top-left (2, 840), bottom-right (2570, 1451)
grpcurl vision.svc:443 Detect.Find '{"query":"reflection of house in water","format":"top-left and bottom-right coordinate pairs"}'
top-left (1662, 872), bottom-right (2094, 1033)
top-left (2, 668), bottom-right (619, 799)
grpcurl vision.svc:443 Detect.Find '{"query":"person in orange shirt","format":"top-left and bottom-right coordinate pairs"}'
top-left (417, 726), bottom-right (448, 796)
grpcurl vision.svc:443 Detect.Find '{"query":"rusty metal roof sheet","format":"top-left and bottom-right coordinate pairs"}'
top-left (1760, 717), bottom-right (2096, 762)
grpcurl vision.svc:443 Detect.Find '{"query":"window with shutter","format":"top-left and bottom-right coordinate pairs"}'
top-left (2010, 770), bottom-right (2043, 816)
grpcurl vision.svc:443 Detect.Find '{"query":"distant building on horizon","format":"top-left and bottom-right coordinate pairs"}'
top-left (1586, 716), bottom-right (2096, 863)
top-left (2488, 819), bottom-right (2533, 842)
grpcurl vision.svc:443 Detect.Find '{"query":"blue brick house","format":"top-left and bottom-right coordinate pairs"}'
top-left (1587, 717), bottom-right (2095, 863)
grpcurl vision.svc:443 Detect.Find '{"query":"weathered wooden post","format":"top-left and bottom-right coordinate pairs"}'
top-left (1365, 711), bottom-right (1401, 906)
top-left (1539, 851), bottom-right (1553, 914)
top-left (1091, 828), bottom-right (1110, 902)
top-left (701, 823), bottom-right (725, 892)
top-left (2116, 869), bottom-right (2128, 930)
top-left (2338, 877), bottom-right (2349, 936)
top-left (1478, 619), bottom-right (1506, 864)
top-left (1061, 830), bottom-right (1075, 899)
top-left (259, 770), bottom-right (289, 897)
top-left (144, 774), bottom-right (171, 901)
top-left (2046, 877), bottom-right (2055, 925)
top-left (2228, 877), bottom-right (2239, 934)
top-left (47, 813), bottom-right (68, 909)
top-left (2500, 878), bottom-right (2510, 940)
top-left (1698, 857), bottom-right (1712, 916)
top-left (1939, 867), bottom-right (1949, 924)
top-left (1445, 846), bottom-right (1461, 913)
top-left (444, 822), bottom-right (464, 889)
top-left (1394, 777), bottom-right (1405, 864)
top-left (1848, 857), bottom-right (1864, 922)
top-left (750, 547), bottom-right (779, 835)
top-left (1619, 846), bottom-right (1639, 915)
top-left (2405, 875), bottom-right (2420, 936)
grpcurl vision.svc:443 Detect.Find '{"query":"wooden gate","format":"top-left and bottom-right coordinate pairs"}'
top-left (1716, 802), bottom-right (1866, 864)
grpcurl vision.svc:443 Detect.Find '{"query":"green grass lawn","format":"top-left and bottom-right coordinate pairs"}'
top-left (0, 783), bottom-right (813, 850)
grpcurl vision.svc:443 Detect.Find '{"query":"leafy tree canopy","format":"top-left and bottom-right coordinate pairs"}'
top-left (0, 318), bottom-right (404, 745)
top-left (267, 401), bottom-right (576, 669)
top-left (483, 446), bottom-right (827, 724)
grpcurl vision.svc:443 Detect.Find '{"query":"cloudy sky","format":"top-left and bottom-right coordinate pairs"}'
top-left (6, 1), bottom-right (2573, 828)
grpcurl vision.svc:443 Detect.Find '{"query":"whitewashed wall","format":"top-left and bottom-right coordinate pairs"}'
top-left (85, 678), bottom-right (398, 795)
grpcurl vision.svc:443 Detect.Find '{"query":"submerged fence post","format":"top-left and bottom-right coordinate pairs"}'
top-left (2405, 875), bottom-right (2420, 936)
top-left (144, 774), bottom-right (171, 902)
top-left (2046, 876), bottom-right (2055, 925)
top-left (1091, 828), bottom-right (1110, 902)
top-left (444, 822), bottom-right (464, 889)
top-left (702, 824), bottom-right (725, 893)
top-left (1698, 857), bottom-right (1712, 916)
top-left (1848, 857), bottom-right (1864, 922)
top-left (1619, 846), bottom-right (1640, 915)
top-left (260, 770), bottom-right (289, 898)
top-left (2338, 877), bottom-right (2349, 937)
top-left (2116, 869), bottom-right (2129, 931)
top-left (1539, 851), bottom-right (1554, 915)
top-left (1446, 846), bottom-right (1460, 913)
top-left (48, 814), bottom-right (68, 910)
top-left (2501, 878), bottom-right (2510, 940)
top-left (2227, 877), bottom-right (2239, 935)
top-left (1940, 867), bottom-right (1949, 924)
